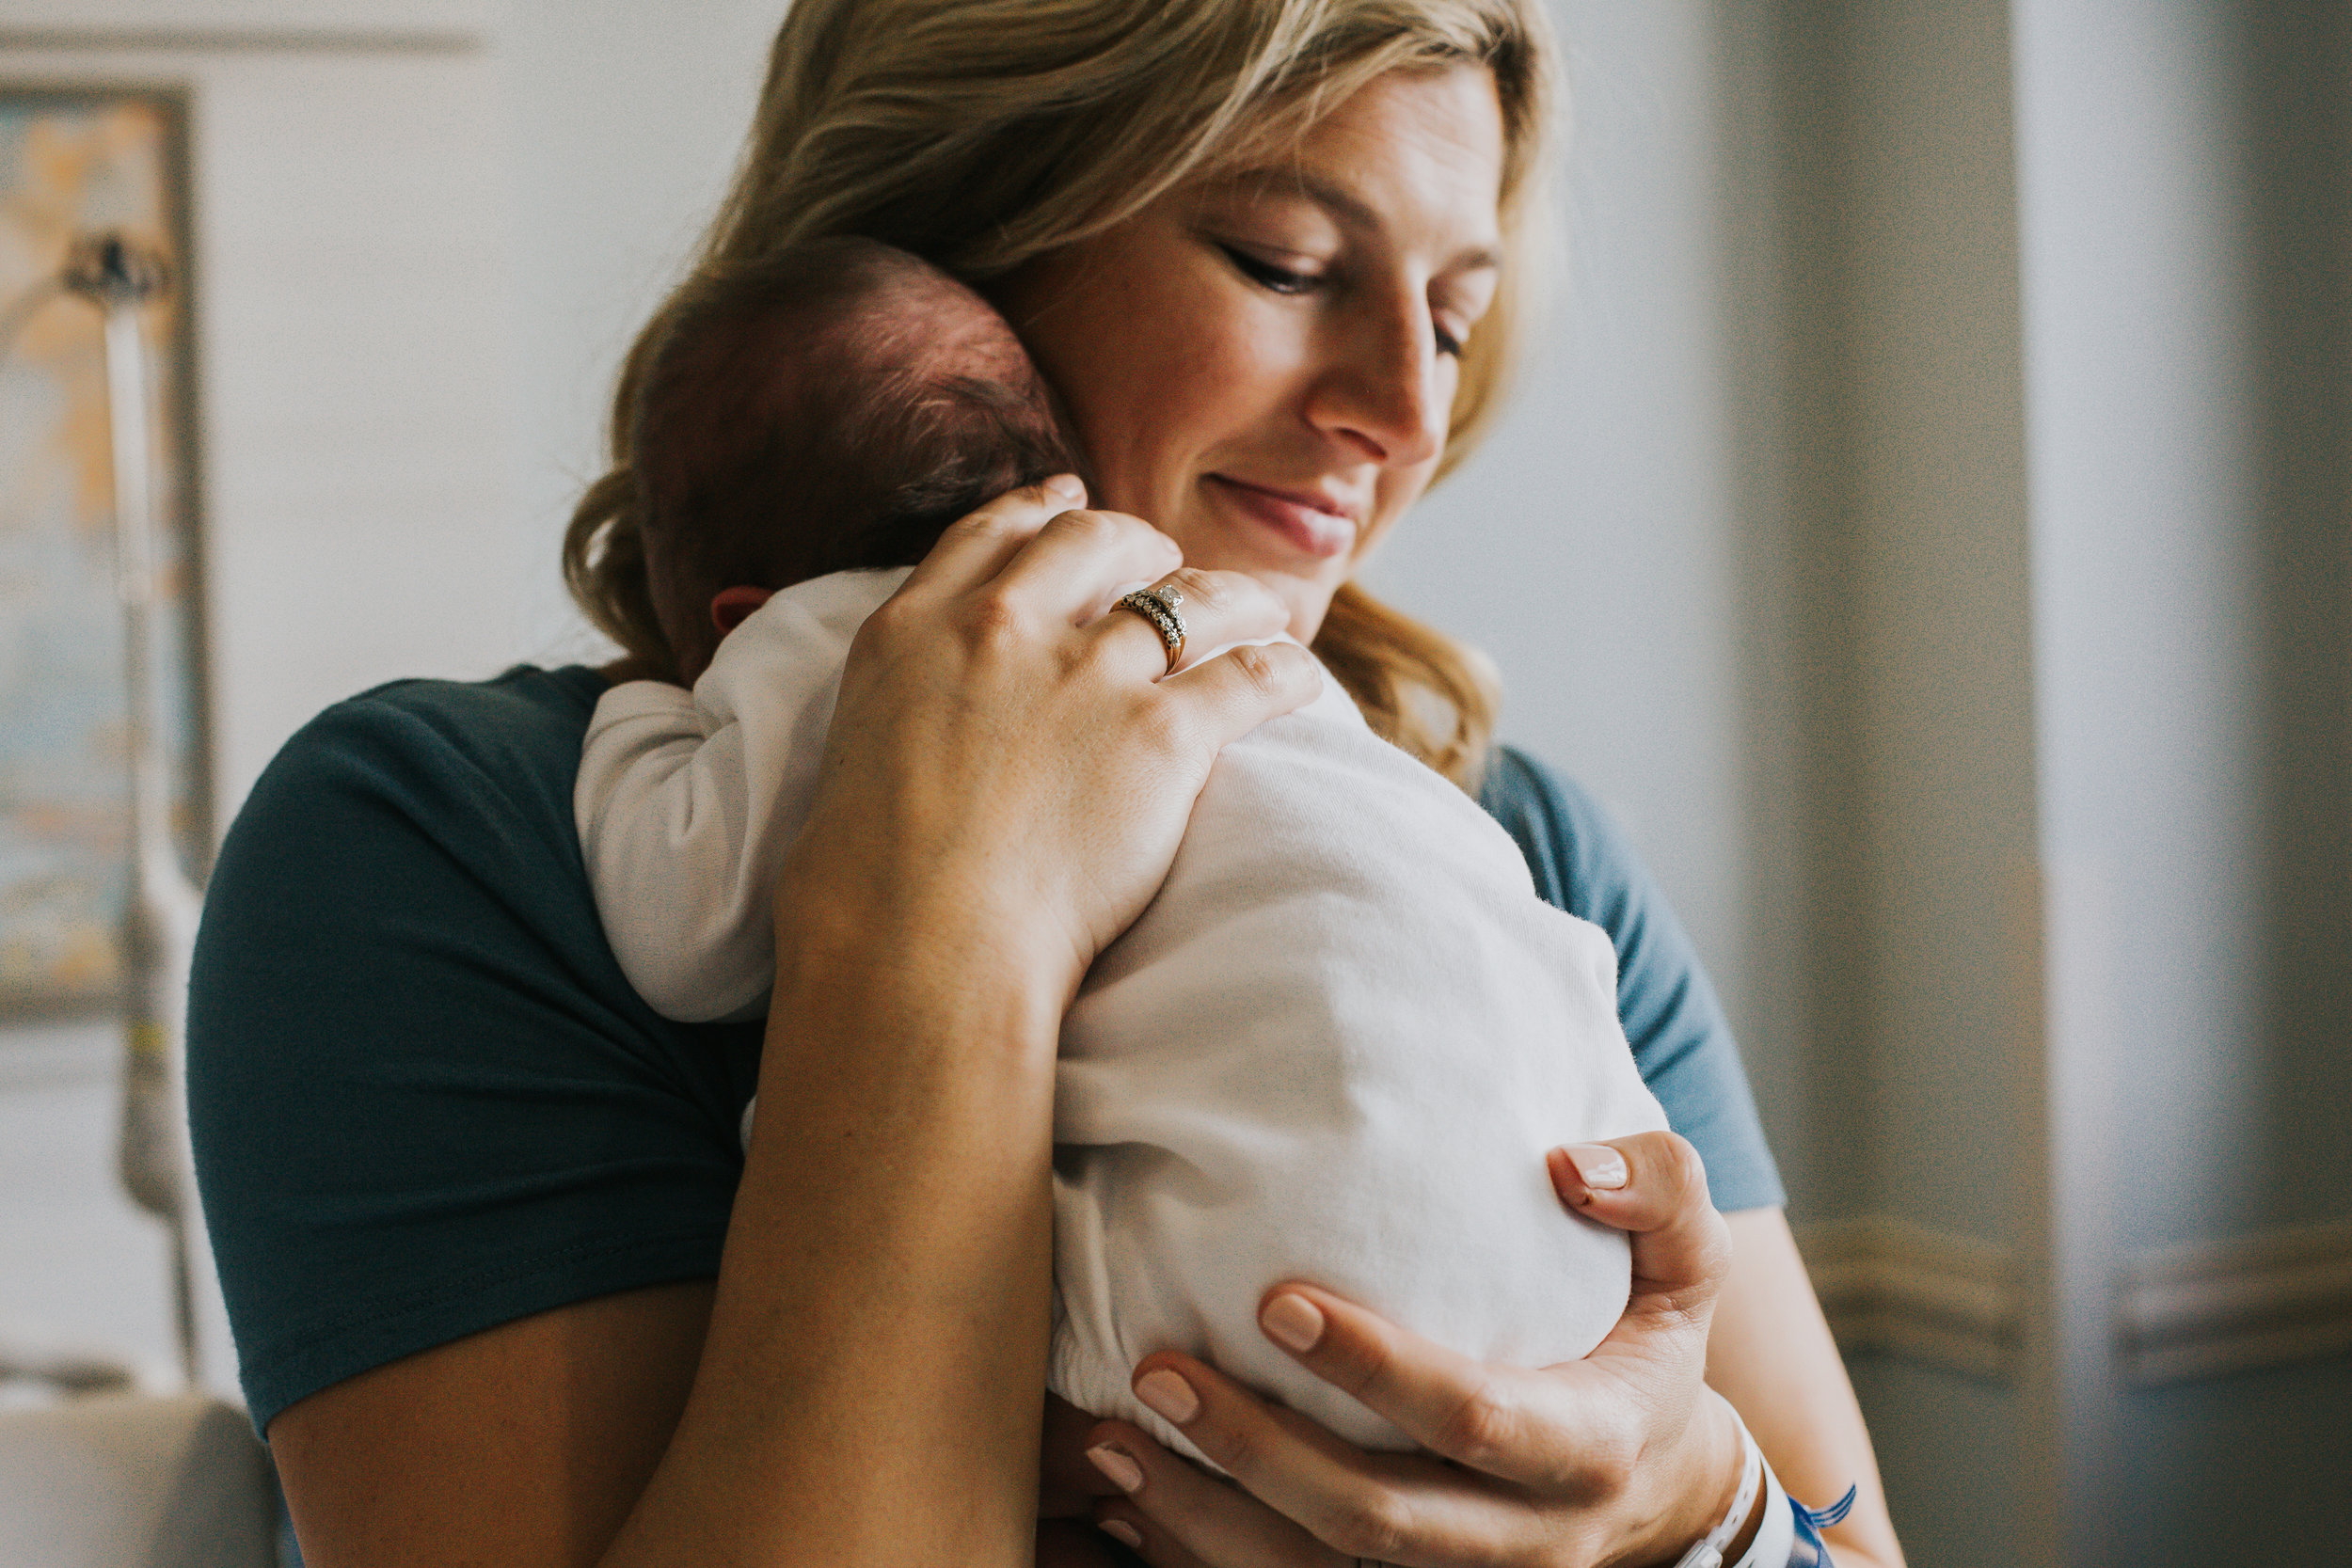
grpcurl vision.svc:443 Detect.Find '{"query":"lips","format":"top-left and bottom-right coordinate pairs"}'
top-left (1204, 474), bottom-right (1359, 559)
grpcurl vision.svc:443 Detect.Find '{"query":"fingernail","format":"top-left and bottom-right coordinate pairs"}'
top-left (1099, 1518), bottom-right (1145, 1549)
top-left (1134, 1367), bottom-right (1200, 1425)
top-left (1563, 1143), bottom-right (1629, 1190)
top-left (1088, 1443), bottom-right (1144, 1493)
top-left (1048, 473), bottom-right (1086, 501)
top-left (1261, 1291), bottom-right (1325, 1353)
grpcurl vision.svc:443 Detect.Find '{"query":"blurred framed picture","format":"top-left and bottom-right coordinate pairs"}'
top-left (0, 86), bottom-right (207, 1018)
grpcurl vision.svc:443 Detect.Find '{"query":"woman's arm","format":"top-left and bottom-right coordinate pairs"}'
top-left (265, 1284), bottom-right (716, 1565)
top-left (1712, 1208), bottom-right (1904, 1568)
top-left (1057, 1143), bottom-right (1903, 1568)
top-left (1065, 1132), bottom-right (1744, 1567)
top-left (263, 482), bottom-right (1322, 1567)
top-left (1041, 759), bottom-right (1900, 1566)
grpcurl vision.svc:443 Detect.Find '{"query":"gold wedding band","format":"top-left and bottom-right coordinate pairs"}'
top-left (1115, 584), bottom-right (1186, 675)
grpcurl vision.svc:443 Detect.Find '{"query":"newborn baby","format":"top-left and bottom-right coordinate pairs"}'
top-left (576, 236), bottom-right (1669, 1461)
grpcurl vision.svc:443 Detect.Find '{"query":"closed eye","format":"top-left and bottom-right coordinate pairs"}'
top-left (1217, 243), bottom-right (1319, 295)
top-left (1219, 239), bottom-right (1469, 357)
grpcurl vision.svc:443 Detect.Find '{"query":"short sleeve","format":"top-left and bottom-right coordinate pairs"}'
top-left (187, 668), bottom-right (762, 1434)
top-left (1479, 747), bottom-right (1785, 1212)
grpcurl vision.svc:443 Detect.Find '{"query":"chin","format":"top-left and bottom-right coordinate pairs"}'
top-left (1272, 579), bottom-right (1340, 644)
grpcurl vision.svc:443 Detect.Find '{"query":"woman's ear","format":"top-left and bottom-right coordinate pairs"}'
top-left (710, 586), bottom-right (775, 638)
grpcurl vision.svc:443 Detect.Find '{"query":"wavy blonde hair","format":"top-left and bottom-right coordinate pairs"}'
top-left (564, 0), bottom-right (1560, 787)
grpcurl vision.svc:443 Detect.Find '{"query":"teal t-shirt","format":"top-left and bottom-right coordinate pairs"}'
top-left (188, 664), bottom-right (1782, 1435)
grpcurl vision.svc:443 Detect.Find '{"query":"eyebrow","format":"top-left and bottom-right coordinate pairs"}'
top-left (1209, 169), bottom-right (1503, 275)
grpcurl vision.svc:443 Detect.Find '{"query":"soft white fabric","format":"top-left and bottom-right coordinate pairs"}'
top-left (574, 569), bottom-right (899, 1023)
top-left (577, 567), bottom-right (1668, 1460)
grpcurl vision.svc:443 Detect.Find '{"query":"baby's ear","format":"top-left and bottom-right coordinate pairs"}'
top-left (709, 586), bottom-right (775, 637)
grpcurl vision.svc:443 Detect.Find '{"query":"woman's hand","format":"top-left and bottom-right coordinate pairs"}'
top-left (1056, 1131), bottom-right (1747, 1568)
top-left (780, 476), bottom-right (1323, 1007)
top-left (261, 483), bottom-right (1325, 1568)
top-left (598, 481), bottom-right (1323, 1568)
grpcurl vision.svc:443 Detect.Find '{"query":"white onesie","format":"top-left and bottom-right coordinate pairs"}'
top-left (576, 566), bottom-right (1669, 1460)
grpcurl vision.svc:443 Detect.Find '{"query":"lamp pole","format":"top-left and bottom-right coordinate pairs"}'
top-left (62, 232), bottom-right (204, 1390)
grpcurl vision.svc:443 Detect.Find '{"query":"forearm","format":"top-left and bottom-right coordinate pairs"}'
top-left (1708, 1208), bottom-right (1906, 1568)
top-left (259, 496), bottom-right (1311, 1568)
top-left (608, 901), bottom-right (1064, 1566)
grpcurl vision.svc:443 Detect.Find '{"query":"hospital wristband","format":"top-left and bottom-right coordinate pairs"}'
top-left (1682, 1400), bottom-right (1859, 1568)
top-left (1733, 1462), bottom-right (1859, 1568)
top-left (1672, 1398), bottom-right (1764, 1568)
top-left (1731, 1468), bottom-right (1795, 1568)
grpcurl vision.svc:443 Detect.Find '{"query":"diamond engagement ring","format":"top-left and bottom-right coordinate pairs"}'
top-left (1115, 583), bottom-right (1187, 674)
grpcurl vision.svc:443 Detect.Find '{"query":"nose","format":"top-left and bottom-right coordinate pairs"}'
top-left (1304, 288), bottom-right (1448, 468)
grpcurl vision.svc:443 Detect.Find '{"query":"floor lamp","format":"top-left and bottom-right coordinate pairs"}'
top-left (61, 232), bottom-right (205, 1391)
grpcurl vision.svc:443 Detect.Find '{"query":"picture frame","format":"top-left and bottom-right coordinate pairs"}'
top-left (0, 85), bottom-right (209, 1019)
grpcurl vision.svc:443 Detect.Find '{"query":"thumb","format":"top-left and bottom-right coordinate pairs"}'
top-left (1548, 1131), bottom-right (1732, 1305)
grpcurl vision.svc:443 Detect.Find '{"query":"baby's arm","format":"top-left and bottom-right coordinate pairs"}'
top-left (576, 682), bottom-right (781, 1022)
top-left (576, 588), bottom-right (871, 1022)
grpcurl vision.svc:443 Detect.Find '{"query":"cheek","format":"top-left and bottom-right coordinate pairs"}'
top-left (1363, 464), bottom-right (1437, 553)
top-left (1069, 293), bottom-right (1273, 511)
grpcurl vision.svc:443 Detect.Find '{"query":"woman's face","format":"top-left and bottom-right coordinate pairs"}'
top-left (992, 65), bottom-right (1507, 641)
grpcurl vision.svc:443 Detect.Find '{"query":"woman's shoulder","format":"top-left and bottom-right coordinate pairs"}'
top-left (1477, 744), bottom-right (1786, 1212)
top-left (1476, 745), bottom-right (1680, 995)
top-left (263, 663), bottom-right (606, 815)
top-left (191, 663), bottom-right (755, 1434)
top-left (226, 663), bottom-right (611, 902)
top-left (333, 660), bottom-right (608, 732)
top-left (1476, 744), bottom-right (1642, 924)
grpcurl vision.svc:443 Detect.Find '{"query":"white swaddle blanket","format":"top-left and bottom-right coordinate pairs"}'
top-left (576, 566), bottom-right (1668, 1459)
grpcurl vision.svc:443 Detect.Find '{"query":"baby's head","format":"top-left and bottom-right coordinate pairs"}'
top-left (633, 235), bottom-right (1077, 682)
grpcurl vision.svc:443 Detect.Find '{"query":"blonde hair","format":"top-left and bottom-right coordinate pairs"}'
top-left (565, 0), bottom-right (1560, 787)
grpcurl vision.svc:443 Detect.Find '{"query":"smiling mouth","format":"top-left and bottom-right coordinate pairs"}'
top-left (1204, 475), bottom-right (1358, 559)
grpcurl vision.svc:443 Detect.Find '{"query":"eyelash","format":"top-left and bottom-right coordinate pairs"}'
top-left (1220, 244), bottom-right (1317, 295)
top-left (1217, 243), bottom-right (1466, 358)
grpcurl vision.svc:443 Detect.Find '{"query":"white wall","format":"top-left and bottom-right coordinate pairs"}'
top-left (494, 0), bottom-right (779, 662)
top-left (1, 14), bottom-right (524, 1402)
top-left (2011, 0), bottom-right (2352, 1559)
top-left (2014, 0), bottom-right (2265, 1258)
top-left (0, 1025), bottom-right (195, 1397)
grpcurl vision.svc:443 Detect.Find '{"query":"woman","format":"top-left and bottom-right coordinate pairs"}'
top-left (188, 1), bottom-right (1903, 1563)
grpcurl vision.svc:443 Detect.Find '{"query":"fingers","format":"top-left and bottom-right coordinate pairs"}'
top-left (990, 504), bottom-right (1184, 623)
top-left (1082, 1419), bottom-right (1338, 1568)
top-left (1547, 1131), bottom-right (1732, 1313)
top-left (1043, 1392), bottom-right (1124, 1517)
top-left (1248, 1285), bottom-right (1609, 1495)
top-left (1064, 1140), bottom-right (1738, 1568)
top-left (887, 478), bottom-right (1314, 730)
top-left (900, 474), bottom-right (1091, 596)
top-left (1113, 1354), bottom-right (1537, 1565)
top-left (1154, 640), bottom-right (1324, 748)
top-left (1097, 567), bottom-right (1296, 679)
top-left (1093, 1507), bottom-right (1217, 1568)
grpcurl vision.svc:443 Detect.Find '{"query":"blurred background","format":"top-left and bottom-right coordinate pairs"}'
top-left (0, 1), bottom-right (2344, 1563)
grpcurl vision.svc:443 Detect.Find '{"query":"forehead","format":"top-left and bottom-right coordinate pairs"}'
top-left (1207, 65), bottom-right (1505, 257)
